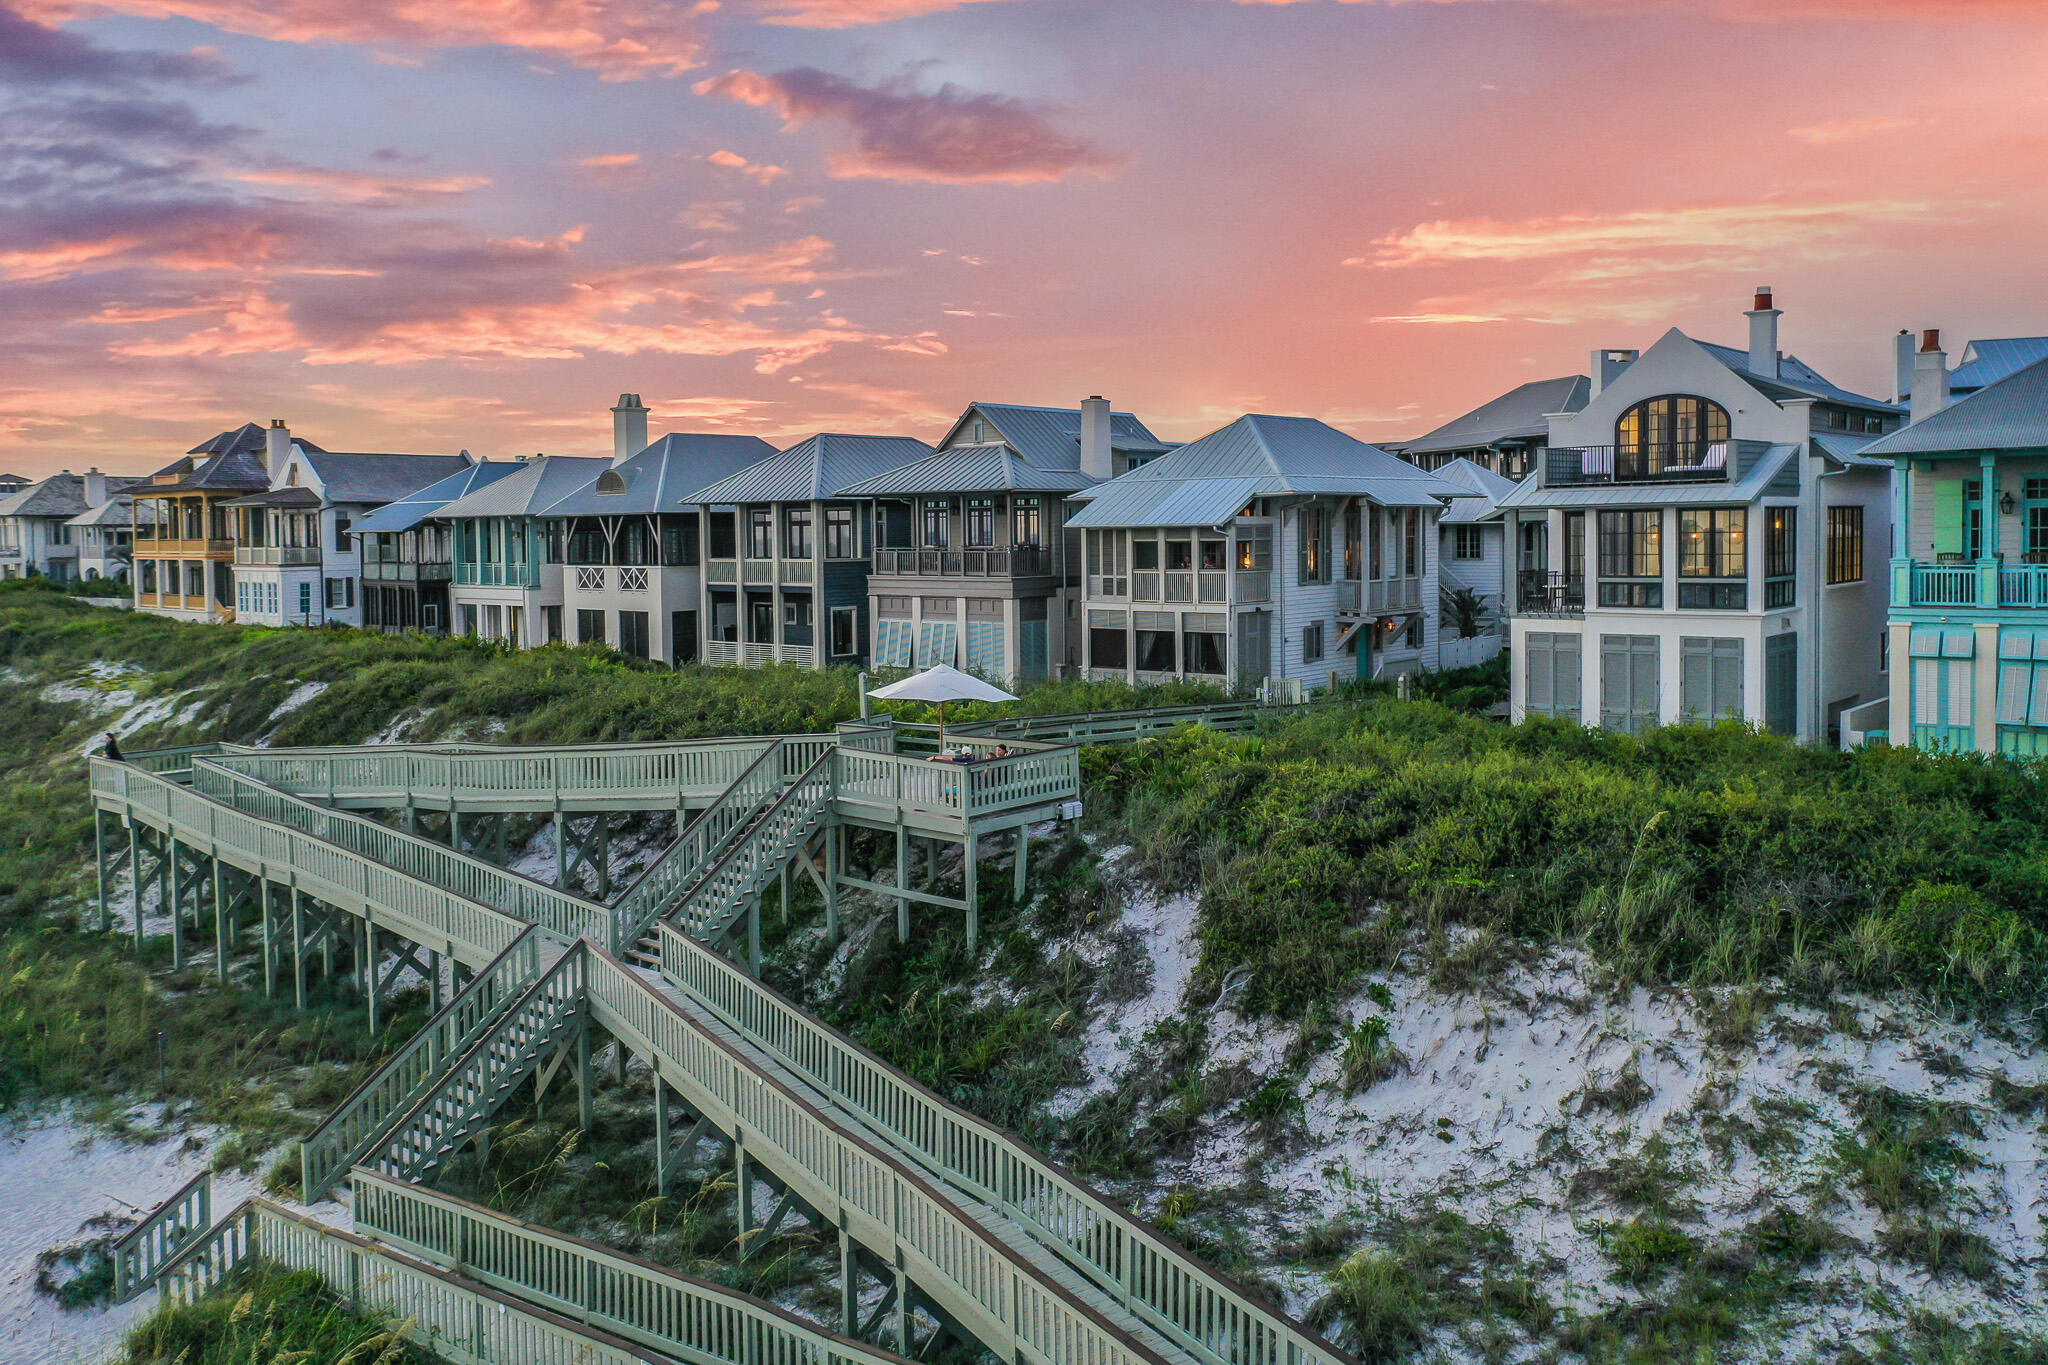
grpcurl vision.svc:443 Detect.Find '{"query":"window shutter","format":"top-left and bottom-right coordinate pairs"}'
top-left (1557, 638), bottom-right (1581, 722)
top-left (1630, 637), bottom-right (1660, 731)
top-left (1930, 480), bottom-right (1964, 556)
top-left (1600, 635), bottom-right (1630, 729)
top-left (1712, 638), bottom-right (1744, 719)
top-left (1680, 637), bottom-right (1710, 718)
top-left (1527, 634), bottom-right (1554, 714)
top-left (1914, 658), bottom-right (1941, 726)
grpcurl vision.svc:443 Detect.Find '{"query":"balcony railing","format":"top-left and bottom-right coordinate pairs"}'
top-left (574, 566), bottom-right (605, 591)
top-left (1911, 563), bottom-right (1980, 606)
top-left (1516, 570), bottom-right (1585, 615)
top-left (701, 639), bottom-right (819, 668)
top-left (871, 546), bottom-right (1048, 577)
top-left (234, 545), bottom-right (320, 566)
top-left (1546, 443), bottom-right (1733, 486)
top-left (1907, 560), bottom-right (2048, 609)
top-left (454, 562), bottom-right (541, 588)
top-left (618, 566), bottom-right (649, 592)
top-left (136, 537), bottom-right (234, 558)
top-left (363, 560), bottom-right (452, 582)
top-left (2000, 563), bottom-right (2048, 607)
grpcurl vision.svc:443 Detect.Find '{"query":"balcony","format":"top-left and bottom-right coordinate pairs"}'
top-left (135, 537), bottom-right (235, 558)
top-left (234, 545), bottom-right (321, 566)
top-left (871, 546), bottom-right (1048, 578)
top-left (1546, 443), bottom-right (1734, 486)
top-left (1338, 577), bottom-right (1424, 614)
top-left (1516, 570), bottom-right (1585, 616)
top-left (701, 639), bottom-right (819, 668)
top-left (456, 562), bottom-right (541, 588)
top-left (1906, 560), bottom-right (2048, 609)
top-left (363, 560), bottom-right (452, 583)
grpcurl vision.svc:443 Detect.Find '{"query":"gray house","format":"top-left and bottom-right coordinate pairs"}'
top-left (1396, 375), bottom-right (1591, 479)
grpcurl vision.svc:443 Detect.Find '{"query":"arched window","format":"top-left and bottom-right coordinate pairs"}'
top-left (1616, 395), bottom-right (1730, 474)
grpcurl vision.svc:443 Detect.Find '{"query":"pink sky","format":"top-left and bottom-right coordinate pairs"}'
top-left (2, 0), bottom-right (2045, 476)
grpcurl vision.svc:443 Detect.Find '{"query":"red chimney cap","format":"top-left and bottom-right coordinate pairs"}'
top-left (1753, 286), bottom-right (1774, 310)
top-left (1921, 328), bottom-right (1942, 353)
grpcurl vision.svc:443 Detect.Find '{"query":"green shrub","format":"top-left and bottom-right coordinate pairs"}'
top-left (1309, 1250), bottom-right (1428, 1362)
top-left (1601, 1218), bottom-right (1699, 1286)
top-left (116, 1264), bottom-right (442, 1364)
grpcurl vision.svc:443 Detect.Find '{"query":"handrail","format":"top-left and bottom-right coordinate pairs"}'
top-left (299, 927), bottom-right (546, 1201)
top-left (662, 749), bottom-right (837, 945)
top-left (607, 738), bottom-right (788, 951)
top-left (656, 921), bottom-right (1343, 1365)
top-left (110, 1169), bottom-right (210, 1301)
top-left (156, 1198), bottom-right (670, 1364)
top-left (352, 1169), bottom-right (916, 1365)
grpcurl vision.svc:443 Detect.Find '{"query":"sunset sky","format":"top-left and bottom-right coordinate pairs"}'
top-left (4, 0), bottom-right (2047, 477)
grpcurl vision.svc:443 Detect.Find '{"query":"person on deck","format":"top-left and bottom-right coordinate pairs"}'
top-left (101, 732), bottom-right (123, 761)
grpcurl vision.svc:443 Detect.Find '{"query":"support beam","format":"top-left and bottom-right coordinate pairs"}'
top-left (128, 820), bottom-right (143, 952)
top-left (1013, 823), bottom-right (1030, 904)
top-left (652, 1074), bottom-right (672, 1198)
top-left (894, 824), bottom-right (909, 943)
top-left (575, 1025), bottom-right (593, 1132)
top-left (212, 856), bottom-right (228, 981)
top-left (290, 882), bottom-right (306, 1010)
top-left (259, 877), bottom-right (276, 999)
top-left (963, 833), bottom-right (978, 951)
top-left (166, 836), bottom-right (183, 971)
top-left (93, 810), bottom-right (110, 935)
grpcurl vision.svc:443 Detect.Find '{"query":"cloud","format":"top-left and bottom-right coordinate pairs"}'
top-left (1788, 116), bottom-right (1918, 144)
top-left (707, 149), bottom-right (789, 184)
top-left (0, 5), bottom-right (240, 84)
top-left (747, 0), bottom-right (1018, 25)
top-left (579, 152), bottom-right (641, 167)
top-left (695, 66), bottom-right (1121, 184)
top-left (15, 0), bottom-right (713, 80)
top-left (224, 164), bottom-right (492, 202)
top-left (1357, 196), bottom-right (1954, 268)
top-left (680, 200), bottom-right (744, 232)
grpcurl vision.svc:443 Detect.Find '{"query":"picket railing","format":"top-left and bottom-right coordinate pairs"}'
top-left (156, 1199), bottom-right (669, 1365)
top-left (299, 927), bottom-right (545, 1201)
top-left (352, 1170), bottom-right (915, 1365)
top-left (656, 923), bottom-right (1341, 1365)
top-left (663, 750), bottom-right (836, 945)
top-left (606, 739), bottom-right (789, 949)
top-left (110, 1169), bottom-right (210, 1301)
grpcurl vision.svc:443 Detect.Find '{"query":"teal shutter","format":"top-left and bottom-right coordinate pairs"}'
top-left (1931, 480), bottom-right (1964, 556)
top-left (966, 620), bottom-right (1004, 677)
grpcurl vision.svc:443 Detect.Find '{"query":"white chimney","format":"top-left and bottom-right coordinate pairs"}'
top-left (265, 419), bottom-right (291, 482)
top-left (1893, 329), bottom-right (1917, 405)
top-left (83, 467), bottom-right (107, 506)
top-left (611, 393), bottom-right (649, 466)
top-left (1079, 395), bottom-right (1112, 481)
top-left (1589, 348), bottom-right (1638, 400)
top-left (1911, 329), bottom-right (1950, 424)
top-left (1745, 285), bottom-right (1782, 380)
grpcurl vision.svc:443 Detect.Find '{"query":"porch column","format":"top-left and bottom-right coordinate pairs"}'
top-left (1980, 454), bottom-right (2001, 608)
top-left (1890, 458), bottom-right (1913, 608)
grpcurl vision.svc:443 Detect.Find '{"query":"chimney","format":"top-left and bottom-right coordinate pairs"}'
top-left (1079, 395), bottom-right (1112, 481)
top-left (83, 467), bottom-right (107, 506)
top-left (1589, 348), bottom-right (1638, 400)
top-left (265, 419), bottom-right (290, 481)
top-left (1911, 329), bottom-right (1950, 424)
top-left (1745, 285), bottom-right (1782, 380)
top-left (1893, 329), bottom-right (1917, 405)
top-left (611, 393), bottom-right (649, 466)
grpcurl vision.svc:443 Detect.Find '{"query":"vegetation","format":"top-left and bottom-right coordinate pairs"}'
top-left (113, 1265), bottom-right (441, 1365)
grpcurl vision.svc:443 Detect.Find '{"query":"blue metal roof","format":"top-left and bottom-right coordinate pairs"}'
top-left (1491, 444), bottom-right (1800, 513)
top-left (352, 459), bottom-right (525, 534)
top-left (687, 433), bottom-right (932, 504)
top-left (1695, 341), bottom-right (1898, 412)
top-left (1401, 376), bottom-right (1591, 456)
top-left (540, 434), bottom-right (775, 516)
top-left (1861, 354), bottom-right (2048, 457)
top-left (1948, 337), bottom-right (2048, 395)
top-left (432, 455), bottom-right (610, 520)
top-left (835, 444), bottom-right (1096, 498)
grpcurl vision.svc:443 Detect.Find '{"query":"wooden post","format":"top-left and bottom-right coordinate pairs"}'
top-left (363, 921), bottom-right (380, 1034)
top-left (747, 895), bottom-right (762, 977)
top-left (734, 1137), bottom-right (754, 1239)
top-left (778, 864), bottom-right (791, 927)
top-left (552, 802), bottom-right (567, 889)
top-left (428, 949), bottom-right (444, 1011)
top-left (838, 1225), bottom-right (858, 1337)
top-left (259, 878), bottom-right (275, 998)
top-left (575, 1025), bottom-right (592, 1132)
top-left (653, 1074), bottom-right (672, 1198)
top-left (894, 824), bottom-right (909, 942)
top-left (1014, 823), bottom-right (1031, 904)
top-left (894, 1265), bottom-right (913, 1354)
top-left (212, 857), bottom-right (228, 981)
top-left (963, 833), bottom-right (978, 951)
top-left (290, 883), bottom-right (306, 1010)
top-left (166, 838), bottom-right (183, 971)
top-left (129, 821), bottom-right (143, 952)
top-left (93, 810), bottom-right (110, 934)
top-left (824, 824), bottom-right (841, 944)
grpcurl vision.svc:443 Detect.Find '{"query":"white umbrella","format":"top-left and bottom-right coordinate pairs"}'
top-left (867, 664), bottom-right (1017, 749)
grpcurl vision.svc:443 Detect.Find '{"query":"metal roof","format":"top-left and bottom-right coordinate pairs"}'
top-left (834, 444), bottom-right (1095, 498)
top-left (1401, 376), bottom-right (1591, 455)
top-left (0, 471), bottom-right (143, 520)
top-left (1490, 444), bottom-right (1799, 513)
top-left (67, 496), bottom-right (157, 528)
top-left (1860, 354), bottom-right (2048, 458)
top-left (299, 451), bottom-right (474, 504)
top-left (1430, 457), bottom-right (1518, 524)
top-left (541, 433), bottom-right (775, 516)
top-left (1694, 341), bottom-right (1898, 412)
top-left (1948, 337), bottom-right (2048, 395)
top-left (432, 455), bottom-right (610, 520)
top-left (940, 402), bottom-right (1168, 468)
top-left (223, 487), bottom-right (321, 508)
top-left (1066, 415), bottom-right (1463, 528)
top-left (352, 460), bottom-right (525, 534)
top-left (1810, 431), bottom-right (1893, 469)
top-left (687, 433), bottom-right (933, 505)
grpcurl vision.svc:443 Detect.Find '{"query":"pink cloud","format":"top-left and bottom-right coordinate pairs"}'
top-left (695, 66), bottom-right (1121, 184)
top-left (579, 152), bottom-right (641, 167)
top-left (1788, 116), bottom-right (1918, 144)
top-left (225, 164), bottom-right (492, 201)
top-left (708, 149), bottom-right (789, 184)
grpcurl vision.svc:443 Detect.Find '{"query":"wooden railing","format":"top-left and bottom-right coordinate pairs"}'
top-left (156, 1199), bottom-right (669, 1365)
top-left (1910, 563), bottom-right (1979, 607)
top-left (299, 928), bottom-right (545, 1200)
top-left (352, 1170), bottom-right (916, 1365)
top-left (662, 750), bottom-right (836, 944)
top-left (607, 739), bottom-right (790, 947)
top-left (111, 1170), bottom-right (210, 1301)
top-left (654, 926), bottom-right (1340, 1365)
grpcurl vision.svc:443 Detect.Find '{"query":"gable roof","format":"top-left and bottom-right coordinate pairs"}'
top-left (298, 450), bottom-right (474, 504)
top-left (1693, 340), bottom-right (1897, 411)
top-left (835, 443), bottom-right (1100, 498)
top-left (541, 433), bottom-right (776, 517)
top-left (1067, 414), bottom-right (1463, 529)
top-left (1948, 337), bottom-right (2048, 395)
top-left (351, 459), bottom-right (525, 534)
top-left (945, 402), bottom-right (1167, 459)
top-left (0, 471), bottom-right (142, 520)
top-left (68, 495), bottom-right (156, 528)
top-left (687, 433), bottom-right (933, 505)
top-left (432, 455), bottom-right (611, 520)
top-left (1402, 376), bottom-right (1591, 456)
top-left (1860, 354), bottom-right (2048, 458)
top-left (1429, 457), bottom-right (1519, 525)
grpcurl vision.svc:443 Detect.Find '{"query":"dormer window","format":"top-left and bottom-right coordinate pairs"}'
top-left (1616, 396), bottom-right (1730, 475)
top-left (596, 470), bottom-right (627, 495)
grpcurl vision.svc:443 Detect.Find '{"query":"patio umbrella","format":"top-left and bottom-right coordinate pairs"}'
top-left (866, 664), bottom-right (1017, 749)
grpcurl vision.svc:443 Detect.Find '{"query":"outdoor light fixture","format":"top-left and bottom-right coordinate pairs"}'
top-left (2000, 491), bottom-right (2016, 515)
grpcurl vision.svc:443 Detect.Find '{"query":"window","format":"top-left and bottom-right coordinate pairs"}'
top-left (783, 598), bottom-right (809, 628)
top-left (334, 516), bottom-right (351, 552)
top-left (1405, 615), bottom-right (1424, 650)
top-left (1681, 637), bottom-right (1745, 720)
top-left (1598, 511), bottom-right (1662, 580)
top-left (297, 581), bottom-right (312, 616)
top-left (2026, 478), bottom-right (2048, 563)
top-left (1964, 480), bottom-right (1984, 560)
top-left (326, 577), bottom-right (346, 609)
top-left (1827, 506), bottom-right (1864, 584)
top-left (1302, 620), bottom-right (1325, 663)
top-left (922, 499), bottom-right (951, 548)
top-left (1766, 507), bottom-right (1797, 607)
top-left (1453, 526), bottom-right (1484, 560)
top-left (660, 518), bottom-right (697, 566)
top-left (542, 605), bottom-right (562, 642)
top-left (577, 609), bottom-right (605, 645)
top-left (1012, 497), bottom-right (1042, 549)
top-left (1183, 629), bottom-right (1226, 675)
top-left (1615, 395), bottom-right (1731, 472)
top-left (1090, 627), bottom-right (1128, 669)
top-left (1405, 509), bottom-right (1423, 577)
top-left (824, 506), bottom-right (855, 559)
top-left (747, 508), bottom-right (773, 559)
top-left (1679, 509), bottom-right (1745, 579)
top-left (618, 610), bottom-right (649, 660)
top-left (1524, 633), bottom-right (1582, 720)
top-left (1134, 629), bottom-right (1175, 672)
top-left (1298, 504), bottom-right (1328, 584)
top-left (707, 511), bottom-right (735, 560)
top-left (784, 506), bottom-right (812, 559)
top-left (461, 604), bottom-right (479, 635)
top-left (965, 497), bottom-right (995, 548)
top-left (830, 606), bottom-right (857, 656)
